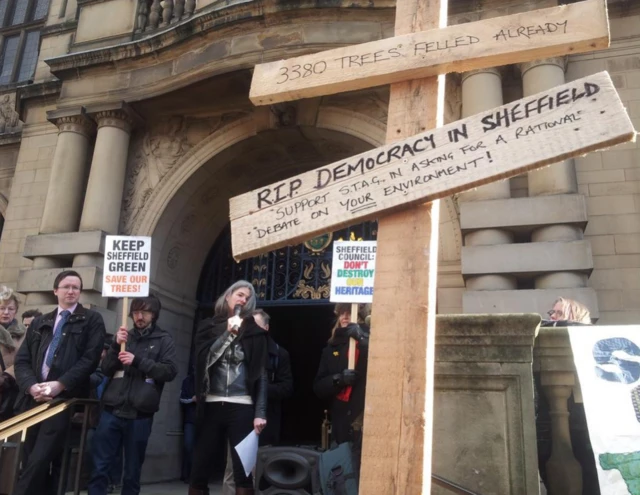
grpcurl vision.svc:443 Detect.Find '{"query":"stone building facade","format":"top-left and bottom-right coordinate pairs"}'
top-left (0, 0), bottom-right (638, 483)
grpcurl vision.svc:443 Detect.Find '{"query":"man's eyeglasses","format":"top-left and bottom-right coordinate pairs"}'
top-left (58, 285), bottom-right (81, 292)
top-left (547, 310), bottom-right (563, 318)
top-left (132, 310), bottom-right (152, 317)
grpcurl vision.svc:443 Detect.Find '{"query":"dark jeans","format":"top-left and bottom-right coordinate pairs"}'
top-left (86, 429), bottom-right (124, 487)
top-left (13, 410), bottom-right (71, 495)
top-left (190, 402), bottom-right (255, 489)
top-left (182, 422), bottom-right (195, 481)
top-left (88, 410), bottom-right (153, 495)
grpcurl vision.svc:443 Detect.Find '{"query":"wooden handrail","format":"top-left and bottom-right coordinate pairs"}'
top-left (0, 398), bottom-right (97, 440)
top-left (432, 474), bottom-right (482, 495)
top-left (0, 399), bottom-right (64, 434)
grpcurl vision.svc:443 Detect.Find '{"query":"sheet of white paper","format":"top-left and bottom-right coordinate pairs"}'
top-left (234, 430), bottom-right (259, 477)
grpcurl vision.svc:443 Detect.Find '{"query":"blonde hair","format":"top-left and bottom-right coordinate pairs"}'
top-left (553, 297), bottom-right (591, 324)
top-left (0, 286), bottom-right (19, 310)
top-left (328, 303), bottom-right (371, 342)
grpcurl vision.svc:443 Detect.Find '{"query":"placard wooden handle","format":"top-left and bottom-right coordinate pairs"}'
top-left (348, 303), bottom-right (358, 369)
top-left (121, 296), bottom-right (128, 353)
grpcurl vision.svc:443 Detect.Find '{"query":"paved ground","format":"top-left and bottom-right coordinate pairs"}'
top-left (73, 481), bottom-right (223, 494)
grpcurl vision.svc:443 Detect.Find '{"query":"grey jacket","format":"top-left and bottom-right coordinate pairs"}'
top-left (206, 330), bottom-right (267, 418)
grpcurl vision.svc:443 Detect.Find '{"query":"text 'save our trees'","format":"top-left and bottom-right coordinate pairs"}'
top-left (249, 0), bottom-right (608, 105)
top-left (230, 71), bottom-right (636, 260)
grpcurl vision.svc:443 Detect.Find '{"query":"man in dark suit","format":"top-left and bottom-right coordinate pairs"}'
top-left (14, 270), bottom-right (106, 495)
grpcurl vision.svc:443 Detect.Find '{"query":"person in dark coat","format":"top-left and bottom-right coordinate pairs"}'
top-left (314, 303), bottom-right (370, 446)
top-left (180, 369), bottom-right (197, 483)
top-left (222, 308), bottom-right (293, 495)
top-left (14, 270), bottom-right (106, 495)
top-left (89, 295), bottom-right (177, 495)
top-left (254, 309), bottom-right (293, 446)
top-left (189, 280), bottom-right (268, 495)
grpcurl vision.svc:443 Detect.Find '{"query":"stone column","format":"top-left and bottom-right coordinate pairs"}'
top-left (37, 110), bottom-right (95, 261)
top-left (521, 58), bottom-right (578, 197)
top-left (521, 58), bottom-right (585, 292)
top-left (27, 110), bottom-right (95, 306)
top-left (459, 68), bottom-right (516, 292)
top-left (73, 104), bottom-right (135, 305)
top-left (542, 371), bottom-right (583, 495)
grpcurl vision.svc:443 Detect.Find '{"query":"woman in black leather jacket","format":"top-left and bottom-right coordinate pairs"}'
top-left (189, 280), bottom-right (268, 495)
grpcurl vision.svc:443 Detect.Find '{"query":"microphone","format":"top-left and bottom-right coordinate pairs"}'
top-left (231, 304), bottom-right (243, 332)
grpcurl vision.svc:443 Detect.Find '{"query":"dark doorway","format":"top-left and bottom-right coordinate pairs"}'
top-left (266, 304), bottom-right (336, 445)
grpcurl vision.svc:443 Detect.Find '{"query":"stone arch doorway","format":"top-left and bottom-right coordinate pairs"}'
top-left (131, 103), bottom-right (464, 456)
top-left (197, 220), bottom-right (378, 443)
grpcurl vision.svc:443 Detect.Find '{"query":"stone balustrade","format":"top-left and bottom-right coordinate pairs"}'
top-left (534, 326), bottom-right (593, 495)
top-left (135, 0), bottom-right (197, 33)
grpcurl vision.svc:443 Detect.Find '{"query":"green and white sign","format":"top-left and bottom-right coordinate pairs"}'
top-left (330, 241), bottom-right (377, 303)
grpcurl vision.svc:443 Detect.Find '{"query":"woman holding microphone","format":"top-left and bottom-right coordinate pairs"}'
top-left (189, 281), bottom-right (268, 495)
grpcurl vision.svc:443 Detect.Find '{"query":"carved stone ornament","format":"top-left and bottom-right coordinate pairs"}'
top-left (167, 246), bottom-right (180, 269)
top-left (0, 93), bottom-right (21, 135)
top-left (323, 89), bottom-right (389, 123)
top-left (54, 115), bottom-right (95, 138)
top-left (121, 115), bottom-right (233, 234)
top-left (94, 109), bottom-right (136, 133)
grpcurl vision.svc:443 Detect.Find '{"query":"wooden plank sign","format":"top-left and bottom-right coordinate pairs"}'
top-left (231, 71), bottom-right (635, 260)
top-left (249, 0), bottom-right (608, 106)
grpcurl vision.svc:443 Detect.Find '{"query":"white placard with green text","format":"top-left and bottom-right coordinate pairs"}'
top-left (330, 241), bottom-right (376, 303)
top-left (102, 235), bottom-right (151, 298)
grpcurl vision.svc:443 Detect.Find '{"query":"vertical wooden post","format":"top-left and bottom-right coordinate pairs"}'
top-left (121, 296), bottom-right (128, 352)
top-left (359, 0), bottom-right (445, 493)
top-left (348, 303), bottom-right (358, 369)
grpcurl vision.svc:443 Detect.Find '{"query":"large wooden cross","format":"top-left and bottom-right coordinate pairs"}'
top-left (229, 0), bottom-right (635, 493)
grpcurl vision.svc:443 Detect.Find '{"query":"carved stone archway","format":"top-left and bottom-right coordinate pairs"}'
top-left (122, 101), bottom-right (463, 315)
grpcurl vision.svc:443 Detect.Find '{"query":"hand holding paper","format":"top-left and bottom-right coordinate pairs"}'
top-left (235, 430), bottom-right (259, 477)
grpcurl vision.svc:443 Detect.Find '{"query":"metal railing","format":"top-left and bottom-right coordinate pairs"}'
top-left (0, 398), bottom-right (97, 495)
top-left (433, 473), bottom-right (483, 495)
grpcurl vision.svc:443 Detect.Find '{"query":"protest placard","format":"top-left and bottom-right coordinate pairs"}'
top-left (103, 236), bottom-right (151, 297)
top-left (230, 71), bottom-right (636, 261)
top-left (103, 235), bottom-right (152, 351)
top-left (569, 326), bottom-right (640, 495)
top-left (330, 241), bottom-right (377, 303)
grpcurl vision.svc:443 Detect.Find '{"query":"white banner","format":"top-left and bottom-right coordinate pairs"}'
top-left (569, 326), bottom-right (640, 495)
top-left (102, 236), bottom-right (151, 298)
top-left (330, 241), bottom-right (376, 303)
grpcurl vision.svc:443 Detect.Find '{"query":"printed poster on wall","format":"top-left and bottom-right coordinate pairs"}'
top-left (102, 235), bottom-right (151, 298)
top-left (569, 326), bottom-right (640, 495)
top-left (330, 241), bottom-right (376, 303)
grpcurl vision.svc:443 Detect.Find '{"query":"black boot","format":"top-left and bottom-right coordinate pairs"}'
top-left (188, 486), bottom-right (210, 495)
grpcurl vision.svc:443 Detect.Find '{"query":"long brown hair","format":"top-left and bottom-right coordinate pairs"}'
top-left (328, 303), bottom-right (371, 342)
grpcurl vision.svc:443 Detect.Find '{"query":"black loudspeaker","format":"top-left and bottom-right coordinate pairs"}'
top-left (255, 446), bottom-right (323, 495)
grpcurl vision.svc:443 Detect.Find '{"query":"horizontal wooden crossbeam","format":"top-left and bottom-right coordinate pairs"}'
top-left (249, 0), bottom-right (609, 105)
top-left (231, 71), bottom-right (636, 260)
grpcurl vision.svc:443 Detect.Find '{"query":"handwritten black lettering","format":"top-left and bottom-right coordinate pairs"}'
top-left (274, 193), bottom-right (330, 220)
top-left (515, 112), bottom-right (582, 139)
top-left (313, 135), bottom-right (436, 190)
top-left (460, 141), bottom-right (486, 155)
top-left (335, 47), bottom-right (403, 69)
top-left (255, 218), bottom-right (301, 239)
top-left (414, 36), bottom-right (480, 55)
top-left (338, 177), bottom-right (381, 195)
top-left (481, 81), bottom-right (599, 132)
top-left (493, 20), bottom-right (568, 41)
top-left (256, 179), bottom-right (302, 209)
top-left (413, 151), bottom-right (454, 170)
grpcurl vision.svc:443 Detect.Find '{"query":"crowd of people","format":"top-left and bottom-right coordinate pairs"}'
top-left (0, 269), bottom-right (594, 495)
